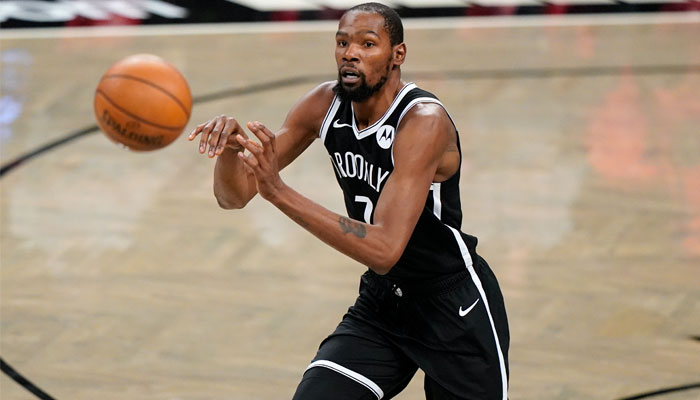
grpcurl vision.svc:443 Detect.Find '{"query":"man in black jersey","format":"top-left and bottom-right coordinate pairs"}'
top-left (188, 3), bottom-right (509, 399)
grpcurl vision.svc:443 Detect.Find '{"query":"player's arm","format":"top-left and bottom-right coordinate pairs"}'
top-left (188, 82), bottom-right (335, 209)
top-left (238, 103), bottom-right (452, 275)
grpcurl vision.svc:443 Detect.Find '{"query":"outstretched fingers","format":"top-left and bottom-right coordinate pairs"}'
top-left (187, 124), bottom-right (203, 141)
top-left (236, 121), bottom-right (278, 170)
top-left (218, 118), bottom-right (241, 155)
top-left (235, 134), bottom-right (263, 169)
top-left (188, 115), bottom-right (245, 157)
top-left (206, 117), bottom-right (227, 157)
top-left (187, 121), bottom-right (210, 154)
top-left (248, 121), bottom-right (276, 154)
top-left (201, 118), bottom-right (219, 154)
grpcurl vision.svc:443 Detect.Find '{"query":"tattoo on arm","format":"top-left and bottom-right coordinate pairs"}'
top-left (339, 216), bottom-right (367, 238)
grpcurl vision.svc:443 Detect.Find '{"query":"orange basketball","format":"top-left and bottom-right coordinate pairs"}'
top-left (94, 54), bottom-right (192, 151)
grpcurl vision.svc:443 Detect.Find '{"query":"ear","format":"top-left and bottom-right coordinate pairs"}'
top-left (393, 43), bottom-right (406, 67)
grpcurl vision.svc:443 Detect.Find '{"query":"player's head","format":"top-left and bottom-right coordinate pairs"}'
top-left (333, 3), bottom-right (406, 103)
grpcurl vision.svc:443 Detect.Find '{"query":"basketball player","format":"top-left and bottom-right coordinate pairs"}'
top-left (188, 3), bottom-right (509, 399)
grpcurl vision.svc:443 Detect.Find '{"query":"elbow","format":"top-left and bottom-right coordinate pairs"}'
top-left (213, 181), bottom-right (250, 210)
top-left (214, 188), bottom-right (248, 210)
top-left (370, 248), bottom-right (402, 276)
top-left (215, 194), bottom-right (245, 210)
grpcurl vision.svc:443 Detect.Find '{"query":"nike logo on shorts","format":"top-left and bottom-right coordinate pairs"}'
top-left (333, 119), bottom-right (353, 129)
top-left (459, 298), bottom-right (480, 317)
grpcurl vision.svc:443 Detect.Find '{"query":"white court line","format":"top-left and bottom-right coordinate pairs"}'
top-left (0, 12), bottom-right (698, 40)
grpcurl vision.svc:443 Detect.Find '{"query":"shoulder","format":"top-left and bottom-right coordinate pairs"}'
top-left (402, 101), bottom-right (445, 118)
top-left (294, 81), bottom-right (336, 114)
top-left (398, 101), bottom-right (452, 137)
top-left (393, 100), bottom-right (455, 164)
top-left (285, 81), bottom-right (336, 132)
top-left (312, 81), bottom-right (337, 98)
top-left (282, 81), bottom-right (336, 136)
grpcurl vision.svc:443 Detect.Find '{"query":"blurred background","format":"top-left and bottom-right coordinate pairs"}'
top-left (1, 1), bottom-right (699, 399)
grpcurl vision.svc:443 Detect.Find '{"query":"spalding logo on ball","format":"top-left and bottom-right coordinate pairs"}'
top-left (94, 54), bottom-right (192, 151)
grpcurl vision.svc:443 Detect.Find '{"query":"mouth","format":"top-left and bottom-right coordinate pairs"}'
top-left (340, 67), bottom-right (361, 85)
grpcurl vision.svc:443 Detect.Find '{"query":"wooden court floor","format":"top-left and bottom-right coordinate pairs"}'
top-left (1, 14), bottom-right (699, 400)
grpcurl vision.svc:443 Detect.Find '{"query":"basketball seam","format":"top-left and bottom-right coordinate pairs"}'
top-left (95, 89), bottom-right (186, 131)
top-left (100, 74), bottom-right (191, 116)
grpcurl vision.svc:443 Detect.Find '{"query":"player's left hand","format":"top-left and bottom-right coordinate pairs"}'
top-left (235, 121), bottom-right (286, 201)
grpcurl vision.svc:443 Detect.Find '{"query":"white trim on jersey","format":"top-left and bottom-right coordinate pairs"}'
top-left (305, 360), bottom-right (384, 399)
top-left (430, 182), bottom-right (442, 220)
top-left (350, 82), bottom-right (417, 140)
top-left (390, 96), bottom-right (456, 167)
top-left (320, 95), bottom-right (342, 143)
top-left (397, 97), bottom-right (460, 138)
top-left (446, 226), bottom-right (509, 400)
top-left (396, 97), bottom-right (451, 126)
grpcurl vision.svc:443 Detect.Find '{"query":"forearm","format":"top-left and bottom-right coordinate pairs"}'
top-left (270, 184), bottom-right (399, 274)
top-left (213, 148), bottom-right (257, 209)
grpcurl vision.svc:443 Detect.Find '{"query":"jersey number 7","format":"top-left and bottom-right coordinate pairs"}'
top-left (355, 196), bottom-right (374, 224)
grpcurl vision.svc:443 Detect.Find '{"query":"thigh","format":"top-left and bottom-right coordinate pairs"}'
top-left (404, 258), bottom-right (510, 399)
top-left (294, 321), bottom-right (418, 400)
top-left (474, 255), bottom-right (510, 366)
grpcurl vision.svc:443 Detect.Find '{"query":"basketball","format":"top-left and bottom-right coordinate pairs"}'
top-left (94, 54), bottom-right (192, 151)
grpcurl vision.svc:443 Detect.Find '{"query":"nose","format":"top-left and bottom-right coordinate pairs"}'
top-left (342, 43), bottom-right (360, 62)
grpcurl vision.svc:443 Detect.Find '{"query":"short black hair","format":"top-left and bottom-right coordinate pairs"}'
top-left (345, 3), bottom-right (404, 46)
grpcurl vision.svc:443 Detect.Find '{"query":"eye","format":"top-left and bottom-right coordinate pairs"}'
top-left (364, 42), bottom-right (375, 48)
top-left (337, 40), bottom-right (347, 47)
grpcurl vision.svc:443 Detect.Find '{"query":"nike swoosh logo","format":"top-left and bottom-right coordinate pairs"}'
top-left (333, 119), bottom-right (353, 129)
top-left (458, 298), bottom-right (480, 317)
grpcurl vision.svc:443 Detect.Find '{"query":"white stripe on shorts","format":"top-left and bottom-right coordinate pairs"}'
top-left (306, 359), bottom-right (384, 399)
top-left (447, 225), bottom-right (508, 400)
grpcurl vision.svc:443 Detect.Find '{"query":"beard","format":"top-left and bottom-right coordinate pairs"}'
top-left (333, 69), bottom-right (388, 103)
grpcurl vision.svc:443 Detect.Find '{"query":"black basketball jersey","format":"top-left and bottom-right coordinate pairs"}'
top-left (320, 82), bottom-right (479, 280)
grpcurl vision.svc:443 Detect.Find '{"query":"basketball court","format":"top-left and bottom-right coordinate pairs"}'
top-left (1, 3), bottom-right (699, 399)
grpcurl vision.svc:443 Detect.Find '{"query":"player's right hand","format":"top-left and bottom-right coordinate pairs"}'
top-left (188, 115), bottom-right (248, 158)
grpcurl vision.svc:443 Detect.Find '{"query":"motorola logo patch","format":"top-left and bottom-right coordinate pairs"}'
top-left (376, 125), bottom-right (395, 149)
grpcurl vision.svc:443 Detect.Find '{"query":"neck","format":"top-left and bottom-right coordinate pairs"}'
top-left (352, 72), bottom-right (404, 130)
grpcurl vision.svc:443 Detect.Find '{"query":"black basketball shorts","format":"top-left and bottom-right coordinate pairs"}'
top-left (293, 254), bottom-right (509, 400)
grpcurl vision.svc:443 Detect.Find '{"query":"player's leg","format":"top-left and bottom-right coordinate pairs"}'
top-left (475, 255), bottom-right (510, 373)
top-left (294, 366), bottom-right (378, 400)
top-left (407, 255), bottom-right (510, 400)
top-left (292, 324), bottom-right (417, 400)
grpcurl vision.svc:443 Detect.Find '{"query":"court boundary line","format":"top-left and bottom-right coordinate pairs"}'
top-left (1, 357), bottom-right (57, 400)
top-left (615, 382), bottom-right (700, 400)
top-left (1, 12), bottom-right (698, 40)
